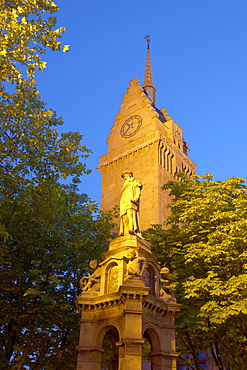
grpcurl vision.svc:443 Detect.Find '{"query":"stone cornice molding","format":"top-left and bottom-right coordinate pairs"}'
top-left (99, 131), bottom-right (160, 167)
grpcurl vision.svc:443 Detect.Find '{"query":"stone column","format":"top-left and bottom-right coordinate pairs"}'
top-left (150, 351), bottom-right (178, 370)
top-left (117, 278), bottom-right (148, 370)
top-left (117, 339), bottom-right (144, 370)
top-left (76, 347), bottom-right (103, 370)
top-left (76, 318), bottom-right (103, 370)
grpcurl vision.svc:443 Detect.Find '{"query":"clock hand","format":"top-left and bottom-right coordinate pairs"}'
top-left (120, 115), bottom-right (142, 138)
top-left (124, 123), bottom-right (134, 135)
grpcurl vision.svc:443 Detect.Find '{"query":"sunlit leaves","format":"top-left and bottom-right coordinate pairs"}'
top-left (145, 174), bottom-right (247, 368)
top-left (63, 44), bottom-right (70, 53)
top-left (0, 2), bottom-right (115, 368)
top-left (0, 0), bottom-right (67, 84)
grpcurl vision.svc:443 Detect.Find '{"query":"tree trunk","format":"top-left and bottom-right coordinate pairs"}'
top-left (185, 331), bottom-right (201, 370)
top-left (210, 342), bottom-right (225, 370)
top-left (56, 329), bottom-right (69, 370)
top-left (16, 336), bottom-right (32, 370)
top-left (5, 320), bottom-right (17, 362)
top-left (16, 315), bottom-right (35, 370)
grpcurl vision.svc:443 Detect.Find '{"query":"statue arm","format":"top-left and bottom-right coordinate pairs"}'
top-left (131, 181), bottom-right (142, 203)
top-left (93, 267), bottom-right (102, 278)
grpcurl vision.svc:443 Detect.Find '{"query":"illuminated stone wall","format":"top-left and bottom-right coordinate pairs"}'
top-left (98, 78), bottom-right (196, 231)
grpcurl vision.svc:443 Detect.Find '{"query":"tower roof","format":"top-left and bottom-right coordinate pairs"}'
top-left (143, 36), bottom-right (156, 105)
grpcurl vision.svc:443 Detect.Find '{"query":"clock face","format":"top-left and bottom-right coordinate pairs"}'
top-left (120, 115), bottom-right (142, 138)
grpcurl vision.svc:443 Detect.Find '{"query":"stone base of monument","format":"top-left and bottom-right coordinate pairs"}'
top-left (76, 235), bottom-right (180, 370)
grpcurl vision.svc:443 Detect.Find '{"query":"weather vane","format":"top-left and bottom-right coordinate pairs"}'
top-left (144, 35), bottom-right (151, 43)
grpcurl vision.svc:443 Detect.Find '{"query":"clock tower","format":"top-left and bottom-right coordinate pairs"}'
top-left (98, 38), bottom-right (196, 231)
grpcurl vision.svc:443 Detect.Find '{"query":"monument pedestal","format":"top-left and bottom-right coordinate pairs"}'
top-left (76, 236), bottom-right (180, 370)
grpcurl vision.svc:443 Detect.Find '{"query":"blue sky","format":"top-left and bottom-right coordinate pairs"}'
top-left (36, 0), bottom-right (247, 206)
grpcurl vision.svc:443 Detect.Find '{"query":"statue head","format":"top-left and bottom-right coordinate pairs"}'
top-left (121, 170), bottom-right (133, 179)
top-left (126, 248), bottom-right (136, 260)
top-left (160, 266), bottom-right (170, 275)
top-left (89, 260), bottom-right (98, 269)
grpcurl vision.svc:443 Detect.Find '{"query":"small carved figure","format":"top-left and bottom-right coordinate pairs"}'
top-left (119, 171), bottom-right (142, 237)
top-left (79, 260), bottom-right (101, 293)
top-left (125, 248), bottom-right (147, 280)
top-left (159, 266), bottom-right (176, 302)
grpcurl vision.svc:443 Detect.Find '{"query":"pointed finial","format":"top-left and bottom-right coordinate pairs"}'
top-left (143, 35), bottom-right (156, 105)
top-left (144, 35), bottom-right (151, 48)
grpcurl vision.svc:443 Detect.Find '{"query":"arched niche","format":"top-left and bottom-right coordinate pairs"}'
top-left (106, 261), bottom-right (119, 294)
top-left (142, 264), bottom-right (156, 296)
top-left (97, 325), bottom-right (120, 370)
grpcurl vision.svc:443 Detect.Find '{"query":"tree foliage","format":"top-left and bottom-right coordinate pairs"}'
top-left (143, 174), bottom-right (247, 369)
top-left (0, 0), bottom-right (68, 85)
top-left (0, 1), bottom-right (116, 369)
top-left (0, 83), bottom-right (116, 368)
top-left (0, 180), bottom-right (114, 369)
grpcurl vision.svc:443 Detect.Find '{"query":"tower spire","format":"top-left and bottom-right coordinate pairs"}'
top-left (143, 35), bottom-right (156, 105)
